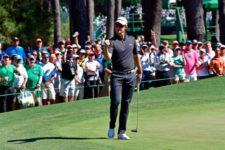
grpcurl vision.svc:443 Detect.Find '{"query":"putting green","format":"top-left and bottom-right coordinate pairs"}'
top-left (1, 77), bottom-right (225, 150)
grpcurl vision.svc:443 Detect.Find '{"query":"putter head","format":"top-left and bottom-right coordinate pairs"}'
top-left (131, 129), bottom-right (138, 133)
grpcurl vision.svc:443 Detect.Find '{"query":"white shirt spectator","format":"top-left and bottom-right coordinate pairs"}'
top-left (154, 52), bottom-right (172, 72)
top-left (139, 52), bottom-right (151, 71)
top-left (13, 64), bottom-right (28, 88)
top-left (40, 62), bottom-right (56, 82)
top-left (197, 57), bottom-right (209, 77)
top-left (86, 60), bottom-right (100, 81)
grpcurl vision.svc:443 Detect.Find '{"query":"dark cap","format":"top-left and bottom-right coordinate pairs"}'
top-left (174, 47), bottom-right (181, 51)
top-left (13, 37), bottom-right (19, 42)
top-left (58, 41), bottom-right (65, 45)
top-left (3, 53), bottom-right (9, 58)
top-left (159, 44), bottom-right (165, 50)
top-left (147, 41), bottom-right (152, 45)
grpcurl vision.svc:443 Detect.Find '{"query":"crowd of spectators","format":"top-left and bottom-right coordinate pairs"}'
top-left (0, 29), bottom-right (224, 113)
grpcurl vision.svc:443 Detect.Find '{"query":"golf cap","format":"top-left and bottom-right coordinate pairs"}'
top-left (29, 55), bottom-right (35, 60)
top-left (220, 45), bottom-right (225, 49)
top-left (151, 45), bottom-right (155, 49)
top-left (66, 40), bottom-right (71, 45)
top-left (3, 53), bottom-right (9, 58)
top-left (72, 44), bottom-right (77, 48)
top-left (88, 51), bottom-right (95, 56)
top-left (85, 41), bottom-right (92, 45)
top-left (54, 50), bottom-right (61, 54)
top-left (159, 44), bottom-right (165, 50)
top-left (115, 17), bottom-right (128, 26)
top-left (13, 55), bottom-right (21, 61)
top-left (216, 42), bottom-right (222, 48)
top-left (172, 41), bottom-right (179, 45)
top-left (179, 42), bottom-right (185, 46)
top-left (186, 40), bottom-right (192, 44)
top-left (58, 41), bottom-right (65, 45)
top-left (141, 44), bottom-right (148, 48)
top-left (197, 41), bottom-right (203, 45)
top-left (13, 37), bottom-right (19, 42)
top-left (199, 49), bottom-right (206, 53)
top-left (79, 49), bottom-right (86, 54)
top-left (192, 39), bottom-right (198, 44)
top-left (147, 41), bottom-right (152, 45)
top-left (85, 45), bottom-right (91, 49)
top-left (174, 47), bottom-right (181, 51)
top-left (36, 38), bottom-right (42, 43)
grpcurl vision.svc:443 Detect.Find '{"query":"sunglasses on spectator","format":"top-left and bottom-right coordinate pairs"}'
top-left (116, 23), bottom-right (124, 28)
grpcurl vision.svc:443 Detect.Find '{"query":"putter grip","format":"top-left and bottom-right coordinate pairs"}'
top-left (137, 83), bottom-right (139, 92)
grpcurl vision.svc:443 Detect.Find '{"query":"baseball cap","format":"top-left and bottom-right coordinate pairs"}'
top-left (79, 49), bottom-right (86, 54)
top-left (85, 45), bottom-right (91, 49)
top-left (220, 45), bottom-right (225, 49)
top-left (151, 45), bottom-right (155, 49)
top-left (29, 55), bottom-right (35, 60)
top-left (36, 38), bottom-right (42, 43)
top-left (172, 41), bottom-right (179, 45)
top-left (179, 42), bottom-right (185, 46)
top-left (54, 50), bottom-right (61, 54)
top-left (147, 41), bottom-right (152, 45)
top-left (141, 44), bottom-right (148, 48)
top-left (159, 44), bottom-right (165, 50)
top-left (199, 49), bottom-right (206, 53)
top-left (186, 40), bottom-right (192, 44)
top-left (13, 37), bottom-right (19, 42)
top-left (66, 40), bottom-right (71, 45)
top-left (174, 47), bottom-right (181, 51)
top-left (13, 55), bottom-right (21, 61)
top-left (197, 41), bottom-right (203, 45)
top-left (115, 17), bottom-right (128, 26)
top-left (72, 44), bottom-right (77, 48)
top-left (85, 41), bottom-right (92, 45)
top-left (58, 41), bottom-right (65, 45)
top-left (3, 53), bottom-right (9, 58)
top-left (192, 39), bottom-right (198, 44)
top-left (88, 51), bottom-right (95, 56)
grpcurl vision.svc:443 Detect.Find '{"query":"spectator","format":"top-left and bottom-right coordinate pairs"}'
top-left (0, 43), bottom-right (6, 65)
top-left (172, 47), bottom-right (186, 84)
top-left (12, 55), bottom-right (28, 110)
top-left (101, 58), bottom-right (112, 96)
top-left (183, 40), bottom-right (199, 82)
top-left (60, 47), bottom-right (78, 102)
top-left (179, 42), bottom-right (186, 51)
top-left (72, 44), bottom-right (79, 54)
top-left (149, 45), bottom-right (157, 88)
top-left (139, 44), bottom-right (151, 90)
top-left (154, 45), bottom-right (172, 86)
top-left (31, 50), bottom-right (41, 64)
top-left (5, 37), bottom-right (26, 64)
top-left (209, 47), bottom-right (225, 76)
top-left (0, 54), bottom-right (20, 112)
top-left (94, 44), bottom-right (104, 81)
top-left (205, 42), bottom-right (215, 60)
top-left (172, 41), bottom-right (179, 51)
top-left (220, 45), bottom-right (225, 59)
top-left (84, 45), bottom-right (92, 56)
top-left (163, 40), bottom-right (173, 57)
top-left (74, 55), bottom-right (85, 100)
top-left (58, 41), bottom-right (65, 54)
top-left (197, 49), bottom-right (210, 79)
top-left (78, 49), bottom-right (87, 70)
top-left (25, 55), bottom-right (43, 106)
top-left (29, 38), bottom-right (50, 56)
top-left (40, 53), bottom-right (56, 105)
top-left (85, 51), bottom-right (101, 98)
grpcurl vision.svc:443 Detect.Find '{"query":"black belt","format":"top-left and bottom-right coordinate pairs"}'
top-left (112, 69), bottom-right (134, 75)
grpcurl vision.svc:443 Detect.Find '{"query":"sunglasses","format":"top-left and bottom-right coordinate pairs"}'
top-left (116, 23), bottom-right (124, 28)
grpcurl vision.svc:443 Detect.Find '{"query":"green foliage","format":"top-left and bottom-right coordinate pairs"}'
top-left (0, 0), bottom-right (53, 50)
top-left (122, 0), bottom-right (142, 7)
top-left (95, 0), bottom-right (105, 16)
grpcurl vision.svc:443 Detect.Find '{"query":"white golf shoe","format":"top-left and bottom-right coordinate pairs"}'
top-left (118, 131), bottom-right (130, 140)
top-left (108, 128), bottom-right (115, 138)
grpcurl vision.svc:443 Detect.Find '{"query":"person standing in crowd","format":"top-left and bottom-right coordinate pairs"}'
top-left (101, 58), bottom-right (112, 96)
top-left (72, 44), bottom-right (79, 54)
top-left (154, 45), bottom-right (172, 86)
top-left (31, 50), bottom-right (41, 64)
top-left (104, 17), bottom-right (142, 140)
top-left (40, 53), bottom-right (56, 105)
top-left (25, 55), bottom-right (43, 106)
top-left (163, 40), bottom-right (173, 57)
top-left (74, 55), bottom-right (85, 100)
top-left (5, 37), bottom-right (26, 64)
top-left (139, 44), bottom-right (151, 90)
top-left (205, 42), bottom-right (215, 60)
top-left (179, 42), bottom-right (186, 51)
top-left (85, 51), bottom-right (101, 98)
top-left (0, 54), bottom-right (21, 112)
top-left (94, 44), bottom-right (104, 81)
top-left (29, 38), bottom-right (50, 56)
top-left (209, 47), bottom-right (225, 76)
top-left (0, 43), bottom-right (6, 65)
top-left (12, 55), bottom-right (28, 110)
top-left (197, 49), bottom-right (210, 79)
top-left (58, 41), bottom-right (65, 54)
top-left (78, 49), bottom-right (87, 70)
top-left (172, 41), bottom-right (179, 51)
top-left (183, 40), bottom-right (199, 82)
top-left (172, 47), bottom-right (186, 83)
top-left (60, 46), bottom-right (78, 102)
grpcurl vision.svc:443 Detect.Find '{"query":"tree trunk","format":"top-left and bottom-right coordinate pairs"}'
top-left (87, 0), bottom-right (95, 42)
top-left (115, 0), bottom-right (122, 19)
top-left (143, 0), bottom-right (162, 46)
top-left (212, 10), bottom-right (219, 43)
top-left (51, 0), bottom-right (62, 44)
top-left (69, 0), bottom-right (88, 47)
top-left (106, 0), bottom-right (115, 39)
top-left (219, 0), bottom-right (225, 44)
top-left (184, 0), bottom-right (206, 41)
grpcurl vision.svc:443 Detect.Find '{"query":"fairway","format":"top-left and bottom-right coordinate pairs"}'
top-left (1, 77), bottom-right (225, 150)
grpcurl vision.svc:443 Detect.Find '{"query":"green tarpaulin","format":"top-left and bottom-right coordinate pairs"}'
top-left (203, 0), bottom-right (218, 9)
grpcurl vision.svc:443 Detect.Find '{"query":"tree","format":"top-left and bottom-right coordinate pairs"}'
top-left (219, 0), bottom-right (225, 44)
top-left (87, 0), bottom-right (95, 42)
top-left (184, 0), bottom-right (206, 41)
top-left (115, 0), bottom-right (122, 19)
top-left (69, 0), bottom-right (88, 47)
top-left (143, 0), bottom-right (162, 46)
top-left (106, 0), bottom-right (115, 39)
top-left (51, 0), bottom-right (62, 44)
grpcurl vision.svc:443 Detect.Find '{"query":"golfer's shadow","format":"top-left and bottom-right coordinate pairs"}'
top-left (8, 136), bottom-right (108, 144)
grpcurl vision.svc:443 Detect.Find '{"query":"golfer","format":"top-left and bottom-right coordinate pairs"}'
top-left (104, 17), bottom-right (142, 140)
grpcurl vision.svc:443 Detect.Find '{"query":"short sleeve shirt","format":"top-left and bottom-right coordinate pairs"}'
top-left (183, 49), bottom-right (198, 75)
top-left (25, 64), bottom-right (43, 89)
top-left (61, 60), bottom-right (77, 80)
top-left (108, 34), bottom-right (137, 71)
top-left (5, 46), bottom-right (26, 64)
top-left (0, 64), bottom-right (16, 86)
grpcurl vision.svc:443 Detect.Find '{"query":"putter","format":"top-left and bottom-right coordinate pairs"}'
top-left (131, 82), bottom-right (139, 133)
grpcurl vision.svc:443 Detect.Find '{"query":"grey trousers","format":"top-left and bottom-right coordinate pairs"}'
top-left (109, 72), bottom-right (136, 133)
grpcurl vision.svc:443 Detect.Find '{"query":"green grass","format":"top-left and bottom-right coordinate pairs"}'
top-left (1, 77), bottom-right (225, 150)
